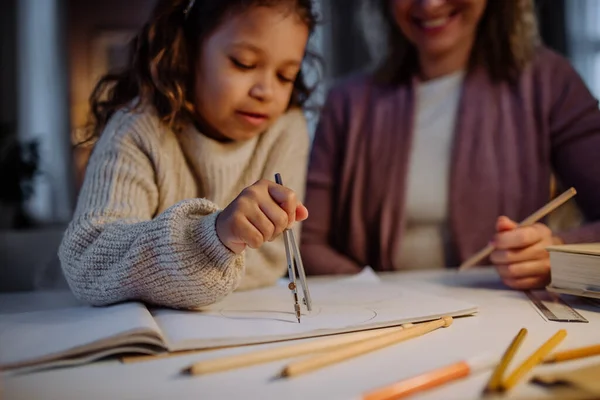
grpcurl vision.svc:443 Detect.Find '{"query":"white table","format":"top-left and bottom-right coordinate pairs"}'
top-left (2, 268), bottom-right (599, 400)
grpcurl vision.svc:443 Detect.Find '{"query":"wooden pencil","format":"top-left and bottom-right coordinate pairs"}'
top-left (280, 317), bottom-right (453, 378)
top-left (187, 324), bottom-right (414, 375)
top-left (501, 329), bottom-right (567, 391)
top-left (459, 187), bottom-right (577, 271)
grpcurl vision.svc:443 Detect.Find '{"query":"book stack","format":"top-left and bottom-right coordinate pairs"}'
top-left (547, 244), bottom-right (600, 299)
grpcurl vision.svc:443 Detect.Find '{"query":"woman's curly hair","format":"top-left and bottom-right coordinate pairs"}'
top-left (83, 0), bottom-right (319, 145)
top-left (361, 0), bottom-right (541, 83)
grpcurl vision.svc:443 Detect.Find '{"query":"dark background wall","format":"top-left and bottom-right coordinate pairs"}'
top-left (0, 0), bottom-right (17, 130)
top-left (323, 0), bottom-right (569, 80)
top-left (0, 0), bottom-right (580, 230)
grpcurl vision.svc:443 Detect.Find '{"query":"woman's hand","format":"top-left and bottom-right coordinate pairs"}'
top-left (216, 179), bottom-right (309, 254)
top-left (490, 216), bottom-right (562, 290)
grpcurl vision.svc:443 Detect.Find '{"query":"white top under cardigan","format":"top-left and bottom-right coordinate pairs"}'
top-left (395, 70), bottom-right (465, 270)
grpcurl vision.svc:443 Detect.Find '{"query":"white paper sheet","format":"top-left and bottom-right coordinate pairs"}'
top-left (153, 268), bottom-right (478, 351)
top-left (0, 302), bottom-right (161, 368)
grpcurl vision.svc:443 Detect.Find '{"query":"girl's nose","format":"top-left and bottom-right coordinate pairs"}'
top-left (249, 74), bottom-right (274, 102)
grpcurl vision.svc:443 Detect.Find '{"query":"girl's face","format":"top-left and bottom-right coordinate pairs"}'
top-left (193, 6), bottom-right (309, 141)
top-left (391, 0), bottom-right (486, 62)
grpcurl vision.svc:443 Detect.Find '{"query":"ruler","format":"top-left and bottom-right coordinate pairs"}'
top-left (526, 290), bottom-right (588, 323)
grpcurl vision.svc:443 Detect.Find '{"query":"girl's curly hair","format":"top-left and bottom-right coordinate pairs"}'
top-left (83, 0), bottom-right (319, 145)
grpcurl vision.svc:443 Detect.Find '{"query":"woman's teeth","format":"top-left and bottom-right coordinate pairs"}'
top-left (421, 16), bottom-right (450, 28)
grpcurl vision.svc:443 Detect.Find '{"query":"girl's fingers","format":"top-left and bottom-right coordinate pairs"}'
top-left (266, 182), bottom-right (299, 227)
top-left (258, 201), bottom-right (289, 240)
top-left (236, 215), bottom-right (268, 249)
top-left (245, 205), bottom-right (277, 243)
top-left (295, 203), bottom-right (309, 222)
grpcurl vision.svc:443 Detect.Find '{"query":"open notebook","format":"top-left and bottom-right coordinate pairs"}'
top-left (0, 268), bottom-right (478, 372)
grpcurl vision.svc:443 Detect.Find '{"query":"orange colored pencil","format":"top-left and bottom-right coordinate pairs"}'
top-left (363, 354), bottom-right (497, 400)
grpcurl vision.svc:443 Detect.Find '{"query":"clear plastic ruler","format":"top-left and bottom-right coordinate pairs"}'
top-left (526, 290), bottom-right (588, 323)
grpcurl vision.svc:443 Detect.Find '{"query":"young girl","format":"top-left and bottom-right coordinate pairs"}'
top-left (59, 0), bottom-right (318, 309)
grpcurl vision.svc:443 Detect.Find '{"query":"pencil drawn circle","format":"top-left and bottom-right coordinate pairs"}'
top-left (219, 306), bottom-right (378, 325)
top-left (310, 286), bottom-right (404, 306)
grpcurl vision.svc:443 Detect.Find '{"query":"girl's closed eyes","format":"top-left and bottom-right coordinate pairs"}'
top-left (229, 56), bottom-right (254, 70)
top-left (228, 56), bottom-right (299, 84)
top-left (193, 5), bottom-right (309, 142)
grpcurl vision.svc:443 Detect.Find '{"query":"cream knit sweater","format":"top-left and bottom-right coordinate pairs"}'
top-left (58, 106), bottom-right (309, 309)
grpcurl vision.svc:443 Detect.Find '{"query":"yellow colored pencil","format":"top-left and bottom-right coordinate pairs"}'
top-left (501, 329), bottom-right (567, 391)
top-left (544, 343), bottom-right (600, 363)
top-left (485, 328), bottom-right (528, 392)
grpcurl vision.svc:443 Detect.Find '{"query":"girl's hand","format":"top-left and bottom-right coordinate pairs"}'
top-left (216, 179), bottom-right (309, 254)
top-left (490, 216), bottom-right (562, 290)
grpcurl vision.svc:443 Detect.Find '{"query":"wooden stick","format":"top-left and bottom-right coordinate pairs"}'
top-left (458, 244), bottom-right (495, 272)
top-left (459, 187), bottom-right (577, 271)
top-left (280, 317), bottom-right (453, 378)
top-left (543, 343), bottom-right (600, 364)
top-left (501, 329), bottom-right (567, 391)
top-left (485, 328), bottom-right (528, 392)
top-left (188, 324), bottom-right (414, 375)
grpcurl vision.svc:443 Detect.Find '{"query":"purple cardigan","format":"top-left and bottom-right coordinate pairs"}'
top-left (301, 47), bottom-right (600, 274)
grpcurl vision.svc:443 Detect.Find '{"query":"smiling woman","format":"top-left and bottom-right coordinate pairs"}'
top-left (370, 0), bottom-right (539, 82)
top-left (302, 0), bottom-right (600, 291)
top-left (390, 0), bottom-right (486, 79)
top-left (58, 0), bottom-right (320, 310)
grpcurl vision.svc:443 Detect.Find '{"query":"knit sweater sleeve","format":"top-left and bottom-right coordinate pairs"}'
top-left (236, 109), bottom-right (311, 291)
top-left (58, 112), bottom-right (244, 309)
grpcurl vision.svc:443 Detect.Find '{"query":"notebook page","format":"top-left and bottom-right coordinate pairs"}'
top-left (0, 302), bottom-right (163, 369)
top-left (153, 269), bottom-right (478, 351)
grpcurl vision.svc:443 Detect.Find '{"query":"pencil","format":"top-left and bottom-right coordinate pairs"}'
top-left (363, 353), bottom-right (498, 400)
top-left (501, 329), bottom-right (567, 391)
top-left (543, 343), bottom-right (600, 363)
top-left (459, 187), bottom-right (577, 270)
top-left (280, 317), bottom-right (453, 378)
top-left (187, 324), bottom-right (413, 375)
top-left (485, 328), bottom-right (528, 392)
